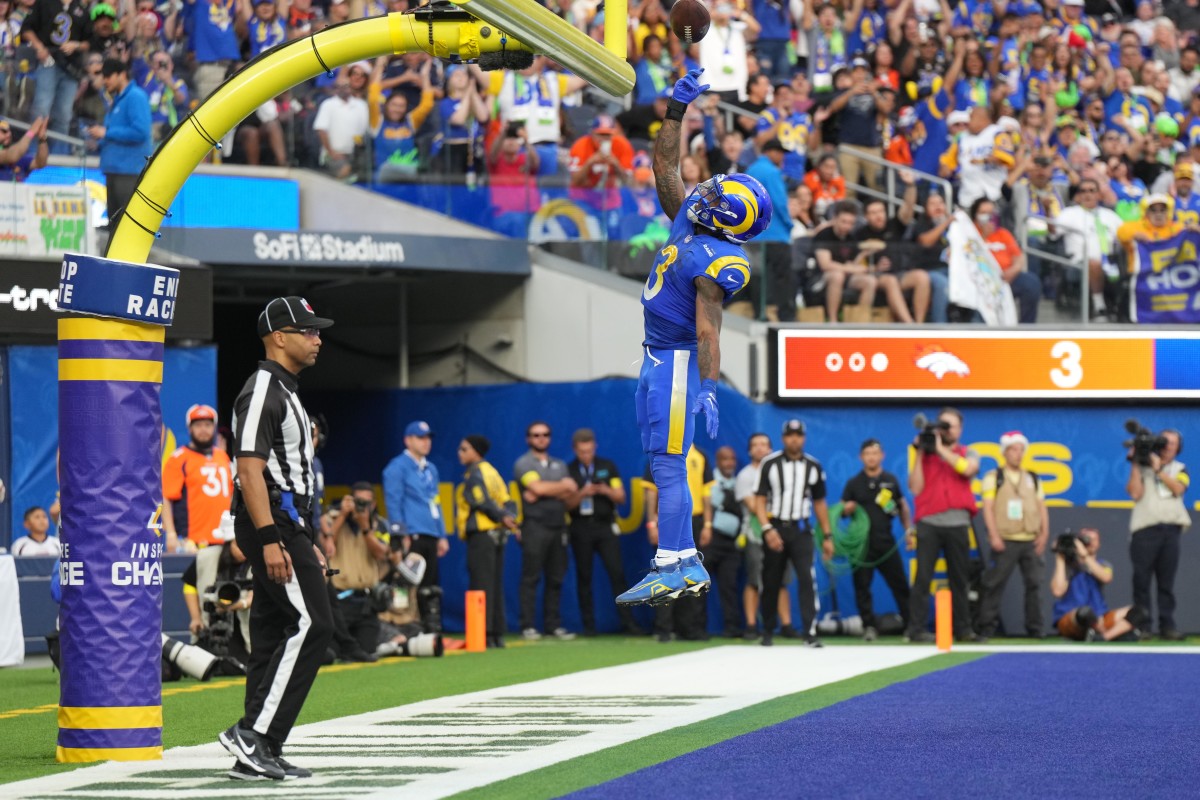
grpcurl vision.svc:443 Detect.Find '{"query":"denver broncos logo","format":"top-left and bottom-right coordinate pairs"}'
top-left (915, 347), bottom-right (971, 379)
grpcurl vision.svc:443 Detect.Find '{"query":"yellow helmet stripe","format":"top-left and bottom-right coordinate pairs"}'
top-left (714, 180), bottom-right (759, 235)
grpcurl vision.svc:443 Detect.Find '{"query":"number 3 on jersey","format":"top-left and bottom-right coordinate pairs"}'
top-left (643, 245), bottom-right (678, 301)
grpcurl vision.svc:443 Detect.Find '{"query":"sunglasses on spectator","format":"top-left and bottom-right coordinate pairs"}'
top-left (280, 327), bottom-right (322, 338)
top-left (1033, 157), bottom-right (1053, 166)
top-left (154, 60), bottom-right (169, 68)
top-left (528, 431), bottom-right (550, 438)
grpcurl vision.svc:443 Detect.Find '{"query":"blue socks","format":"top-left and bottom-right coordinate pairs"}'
top-left (650, 452), bottom-right (694, 556)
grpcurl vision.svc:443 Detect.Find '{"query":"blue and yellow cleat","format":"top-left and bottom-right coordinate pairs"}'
top-left (617, 559), bottom-right (686, 607)
top-left (680, 553), bottom-right (711, 595)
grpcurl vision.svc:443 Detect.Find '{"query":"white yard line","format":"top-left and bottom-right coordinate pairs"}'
top-left (3, 646), bottom-right (929, 800)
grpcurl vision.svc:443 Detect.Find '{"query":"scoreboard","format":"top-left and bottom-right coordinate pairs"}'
top-left (771, 329), bottom-right (1200, 400)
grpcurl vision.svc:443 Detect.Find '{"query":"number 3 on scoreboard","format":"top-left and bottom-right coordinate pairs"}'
top-left (1050, 341), bottom-right (1083, 389)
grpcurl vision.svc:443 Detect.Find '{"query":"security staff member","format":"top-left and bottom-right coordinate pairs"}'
top-left (325, 482), bottom-right (391, 659)
top-left (218, 296), bottom-right (334, 783)
top-left (755, 419), bottom-right (834, 648)
top-left (840, 438), bottom-right (912, 641)
top-left (515, 422), bottom-right (578, 641)
top-left (565, 428), bottom-right (641, 636)
top-left (1126, 428), bottom-right (1190, 640)
top-left (457, 435), bottom-right (519, 649)
top-left (382, 420), bottom-right (447, 633)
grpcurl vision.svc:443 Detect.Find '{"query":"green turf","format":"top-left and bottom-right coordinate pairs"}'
top-left (0, 637), bottom-right (713, 785)
top-left (451, 651), bottom-right (985, 800)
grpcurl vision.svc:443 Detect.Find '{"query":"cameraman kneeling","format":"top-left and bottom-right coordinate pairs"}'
top-left (1126, 428), bottom-right (1189, 641)
top-left (182, 519), bottom-right (253, 669)
top-left (1051, 528), bottom-right (1142, 641)
top-left (324, 482), bottom-right (391, 660)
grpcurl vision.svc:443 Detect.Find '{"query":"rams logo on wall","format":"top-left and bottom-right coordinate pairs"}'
top-left (527, 199), bottom-right (601, 243)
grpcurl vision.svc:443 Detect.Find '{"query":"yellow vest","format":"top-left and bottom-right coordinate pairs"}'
top-left (456, 461), bottom-right (514, 538)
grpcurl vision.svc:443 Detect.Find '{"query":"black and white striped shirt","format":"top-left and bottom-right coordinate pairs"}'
top-left (232, 360), bottom-right (315, 496)
top-left (756, 451), bottom-right (827, 524)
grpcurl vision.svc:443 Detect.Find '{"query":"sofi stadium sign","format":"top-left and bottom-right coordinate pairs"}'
top-left (770, 328), bottom-right (1200, 400)
top-left (252, 231), bottom-right (406, 264)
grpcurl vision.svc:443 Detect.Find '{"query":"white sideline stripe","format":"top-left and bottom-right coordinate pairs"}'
top-left (10, 645), bottom-right (1197, 800)
top-left (253, 574), bottom-right (312, 734)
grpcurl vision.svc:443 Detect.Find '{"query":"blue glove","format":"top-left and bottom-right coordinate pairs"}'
top-left (692, 379), bottom-right (719, 438)
top-left (671, 68), bottom-right (710, 105)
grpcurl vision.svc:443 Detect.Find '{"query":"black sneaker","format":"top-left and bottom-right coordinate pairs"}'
top-left (761, 633), bottom-right (774, 647)
top-left (228, 762), bottom-right (266, 781)
top-left (804, 635), bottom-right (824, 648)
top-left (743, 627), bottom-right (759, 641)
top-left (341, 649), bottom-right (378, 663)
top-left (1160, 629), bottom-right (1186, 642)
top-left (274, 754), bottom-right (313, 780)
top-left (904, 631), bottom-right (935, 643)
top-left (779, 624), bottom-right (801, 639)
top-left (218, 725), bottom-right (285, 781)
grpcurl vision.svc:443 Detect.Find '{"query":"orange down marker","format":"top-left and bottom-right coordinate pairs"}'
top-left (935, 588), bottom-right (952, 652)
top-left (466, 590), bottom-right (487, 653)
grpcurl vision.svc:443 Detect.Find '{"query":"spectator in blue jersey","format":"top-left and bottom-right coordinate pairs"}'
top-left (1051, 528), bottom-right (1144, 641)
top-left (1102, 67), bottom-right (1154, 136)
top-left (633, 34), bottom-right (672, 105)
top-left (1011, 42), bottom-right (1052, 113)
top-left (846, 0), bottom-right (886, 58)
top-left (185, 0), bottom-right (240, 103)
top-left (954, 45), bottom-right (993, 111)
top-left (242, 0), bottom-right (285, 58)
top-left (755, 81), bottom-right (813, 187)
top-left (908, 41), bottom-right (966, 185)
top-left (143, 51), bottom-right (189, 143)
top-left (382, 420), bottom-right (448, 634)
top-left (749, 139), bottom-right (800, 322)
top-left (88, 58), bottom-right (151, 226)
top-left (752, 0), bottom-right (795, 84)
top-left (372, 63), bottom-right (434, 182)
top-left (0, 116), bottom-right (49, 182)
top-left (435, 65), bottom-right (488, 175)
top-left (21, 0), bottom-right (92, 148)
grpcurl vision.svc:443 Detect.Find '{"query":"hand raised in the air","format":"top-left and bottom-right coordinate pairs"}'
top-left (672, 68), bottom-right (710, 105)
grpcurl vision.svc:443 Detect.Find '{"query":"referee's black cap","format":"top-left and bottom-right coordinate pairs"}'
top-left (257, 296), bottom-right (334, 337)
top-left (782, 419), bottom-right (806, 436)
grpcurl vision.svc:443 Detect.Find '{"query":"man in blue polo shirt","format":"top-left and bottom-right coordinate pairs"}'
top-left (383, 420), bottom-right (447, 633)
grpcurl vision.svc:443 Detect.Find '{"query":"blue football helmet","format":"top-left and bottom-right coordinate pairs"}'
top-left (685, 173), bottom-right (773, 244)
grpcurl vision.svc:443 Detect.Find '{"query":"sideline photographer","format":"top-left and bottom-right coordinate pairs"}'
top-left (181, 512), bottom-right (252, 671)
top-left (1124, 423), bottom-right (1190, 640)
top-left (1051, 528), bottom-right (1144, 641)
top-left (907, 408), bottom-right (982, 643)
top-left (324, 482), bottom-right (391, 658)
top-left (374, 551), bottom-right (445, 659)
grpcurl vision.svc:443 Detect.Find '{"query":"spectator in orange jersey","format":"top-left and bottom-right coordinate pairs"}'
top-left (163, 404), bottom-right (234, 553)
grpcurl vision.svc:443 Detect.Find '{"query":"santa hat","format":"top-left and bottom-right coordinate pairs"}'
top-left (1000, 431), bottom-right (1029, 450)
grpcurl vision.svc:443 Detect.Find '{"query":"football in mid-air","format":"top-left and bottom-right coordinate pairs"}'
top-left (670, 0), bottom-right (710, 45)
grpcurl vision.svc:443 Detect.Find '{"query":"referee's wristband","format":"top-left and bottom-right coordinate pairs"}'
top-left (665, 98), bottom-right (688, 121)
top-left (257, 524), bottom-right (281, 545)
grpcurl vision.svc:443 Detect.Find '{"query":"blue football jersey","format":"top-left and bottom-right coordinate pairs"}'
top-left (1175, 192), bottom-right (1200, 227)
top-left (641, 209), bottom-right (751, 349)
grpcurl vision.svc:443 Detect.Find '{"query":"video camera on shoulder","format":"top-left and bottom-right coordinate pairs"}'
top-left (1123, 419), bottom-right (1167, 467)
top-left (913, 413), bottom-right (951, 455)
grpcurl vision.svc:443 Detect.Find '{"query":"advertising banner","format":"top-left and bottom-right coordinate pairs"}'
top-left (947, 210), bottom-right (1018, 326)
top-left (1130, 228), bottom-right (1200, 323)
top-left (771, 329), bottom-right (1200, 400)
top-left (55, 254), bottom-right (178, 763)
top-left (0, 183), bottom-right (96, 258)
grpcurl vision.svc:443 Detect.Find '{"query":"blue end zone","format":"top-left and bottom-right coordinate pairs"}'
top-left (570, 653), bottom-right (1200, 799)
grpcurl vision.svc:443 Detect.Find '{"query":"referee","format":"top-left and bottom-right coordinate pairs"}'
top-left (754, 419), bottom-right (834, 648)
top-left (218, 297), bottom-right (335, 782)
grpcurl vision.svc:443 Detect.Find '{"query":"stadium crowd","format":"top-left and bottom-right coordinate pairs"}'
top-left (2, 0), bottom-right (1199, 320)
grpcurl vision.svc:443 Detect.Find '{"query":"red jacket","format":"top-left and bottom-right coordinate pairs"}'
top-left (914, 445), bottom-right (976, 521)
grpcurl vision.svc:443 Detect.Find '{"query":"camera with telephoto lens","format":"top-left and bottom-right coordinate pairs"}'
top-left (1053, 529), bottom-right (1092, 565)
top-left (201, 580), bottom-right (248, 615)
top-left (1124, 419), bottom-right (1167, 467)
top-left (913, 413), bottom-right (951, 455)
top-left (354, 497), bottom-right (372, 513)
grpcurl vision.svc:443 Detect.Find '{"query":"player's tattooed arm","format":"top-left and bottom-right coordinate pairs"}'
top-left (653, 116), bottom-right (685, 220)
top-left (695, 278), bottom-right (724, 382)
